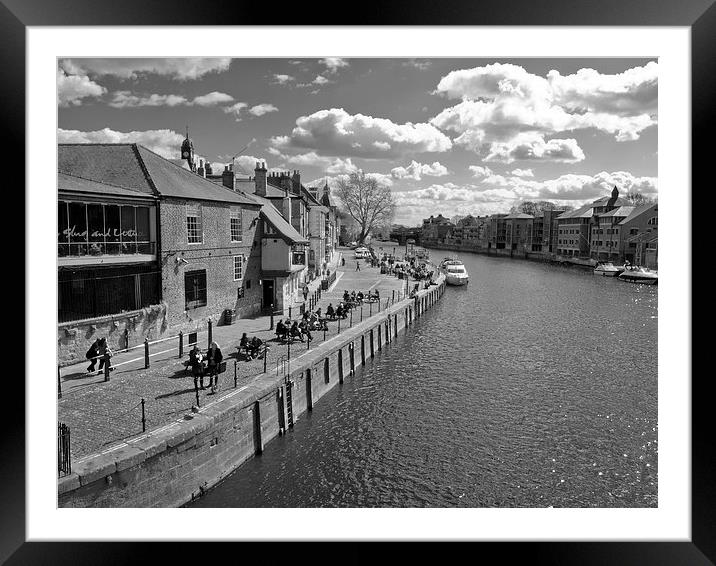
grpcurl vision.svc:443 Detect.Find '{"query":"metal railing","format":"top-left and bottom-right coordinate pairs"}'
top-left (58, 423), bottom-right (71, 476)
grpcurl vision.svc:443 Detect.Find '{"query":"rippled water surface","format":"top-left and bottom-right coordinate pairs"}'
top-left (190, 253), bottom-right (658, 508)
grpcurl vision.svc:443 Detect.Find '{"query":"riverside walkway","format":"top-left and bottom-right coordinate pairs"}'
top-left (58, 244), bottom-right (413, 460)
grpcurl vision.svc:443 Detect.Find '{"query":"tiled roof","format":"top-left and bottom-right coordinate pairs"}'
top-left (557, 203), bottom-right (594, 220)
top-left (58, 172), bottom-right (156, 200)
top-left (58, 144), bottom-right (154, 194)
top-left (619, 203), bottom-right (657, 225)
top-left (504, 213), bottom-right (534, 219)
top-left (58, 143), bottom-right (258, 207)
top-left (597, 205), bottom-right (635, 218)
top-left (247, 194), bottom-right (309, 244)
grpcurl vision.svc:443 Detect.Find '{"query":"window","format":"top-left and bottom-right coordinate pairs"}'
top-left (648, 217), bottom-right (658, 226)
top-left (233, 255), bottom-right (244, 281)
top-left (630, 228), bottom-right (639, 235)
top-left (187, 204), bottom-right (203, 244)
top-left (230, 209), bottom-right (242, 242)
top-left (184, 270), bottom-right (207, 309)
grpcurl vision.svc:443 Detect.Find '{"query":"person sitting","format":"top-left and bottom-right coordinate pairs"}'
top-left (298, 319), bottom-right (313, 341)
top-left (316, 307), bottom-right (322, 318)
top-left (248, 336), bottom-right (264, 358)
top-left (326, 303), bottom-right (335, 319)
top-left (356, 291), bottom-right (364, 303)
top-left (275, 320), bottom-right (288, 341)
top-left (343, 290), bottom-right (350, 302)
top-left (336, 303), bottom-right (345, 319)
top-left (351, 290), bottom-right (357, 302)
top-left (290, 321), bottom-right (304, 342)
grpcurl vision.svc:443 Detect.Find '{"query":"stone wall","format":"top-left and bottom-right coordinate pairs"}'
top-left (58, 277), bottom-right (447, 507)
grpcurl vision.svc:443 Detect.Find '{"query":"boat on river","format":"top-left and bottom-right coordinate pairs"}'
top-left (440, 257), bottom-right (469, 286)
top-left (618, 265), bottom-right (658, 285)
top-left (593, 261), bottom-right (624, 277)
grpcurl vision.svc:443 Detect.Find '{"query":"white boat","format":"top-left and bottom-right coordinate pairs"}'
top-left (440, 257), bottom-right (469, 286)
top-left (593, 261), bottom-right (624, 277)
top-left (618, 265), bottom-right (658, 285)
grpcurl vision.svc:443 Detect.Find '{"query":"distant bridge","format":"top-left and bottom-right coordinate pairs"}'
top-left (389, 229), bottom-right (422, 246)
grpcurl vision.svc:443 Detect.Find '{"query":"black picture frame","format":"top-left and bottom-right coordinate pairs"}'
top-left (5, 0), bottom-right (708, 563)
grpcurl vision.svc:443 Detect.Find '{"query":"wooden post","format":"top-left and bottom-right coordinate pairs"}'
top-left (144, 338), bottom-right (150, 369)
top-left (141, 398), bottom-right (146, 432)
top-left (123, 328), bottom-right (129, 351)
top-left (254, 401), bottom-right (263, 454)
top-left (270, 305), bottom-right (274, 330)
top-left (207, 319), bottom-right (213, 348)
top-left (178, 331), bottom-right (184, 358)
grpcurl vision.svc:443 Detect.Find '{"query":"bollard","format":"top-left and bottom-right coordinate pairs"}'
top-left (58, 366), bottom-right (62, 399)
top-left (392, 290), bottom-right (395, 304)
top-left (263, 350), bottom-right (268, 373)
top-left (378, 298), bottom-right (380, 312)
top-left (144, 339), bottom-right (150, 369)
top-left (104, 355), bottom-right (111, 382)
top-left (350, 310), bottom-right (353, 327)
top-left (194, 380), bottom-right (200, 407)
top-left (234, 360), bottom-right (238, 388)
top-left (287, 338), bottom-right (291, 360)
top-left (289, 306), bottom-right (292, 319)
top-left (307, 333), bottom-right (310, 351)
top-left (270, 305), bottom-right (275, 330)
top-left (178, 331), bottom-right (184, 358)
top-left (338, 317), bottom-right (341, 334)
top-left (208, 319), bottom-right (213, 348)
top-left (141, 398), bottom-right (146, 432)
top-left (124, 328), bottom-right (129, 351)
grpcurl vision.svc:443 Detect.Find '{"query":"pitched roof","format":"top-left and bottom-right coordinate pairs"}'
top-left (58, 172), bottom-right (157, 200)
top-left (557, 203), bottom-right (594, 220)
top-left (504, 213), bottom-right (534, 219)
top-left (247, 194), bottom-right (309, 244)
top-left (619, 203), bottom-right (658, 225)
top-left (58, 143), bottom-right (258, 207)
top-left (596, 205), bottom-right (635, 218)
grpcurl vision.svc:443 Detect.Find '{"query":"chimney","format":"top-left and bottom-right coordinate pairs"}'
top-left (280, 171), bottom-right (292, 196)
top-left (254, 161), bottom-right (267, 196)
top-left (197, 159), bottom-right (206, 178)
top-left (205, 162), bottom-right (213, 176)
top-left (222, 166), bottom-right (235, 190)
top-left (292, 169), bottom-right (301, 193)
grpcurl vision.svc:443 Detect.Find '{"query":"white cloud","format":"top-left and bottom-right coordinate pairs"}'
top-left (192, 91), bottom-right (235, 107)
top-left (249, 103), bottom-right (279, 116)
top-left (59, 58), bottom-right (232, 80)
top-left (107, 90), bottom-right (234, 109)
top-left (511, 168), bottom-right (534, 177)
top-left (430, 62), bottom-right (658, 160)
top-left (57, 127), bottom-right (184, 159)
top-left (313, 75), bottom-right (330, 86)
top-left (223, 102), bottom-right (249, 120)
top-left (320, 58), bottom-right (349, 73)
top-left (272, 74), bottom-right (295, 85)
top-left (484, 134), bottom-right (585, 164)
top-left (391, 160), bottom-right (449, 181)
top-left (57, 69), bottom-right (106, 107)
top-left (271, 107), bottom-right (452, 159)
top-left (468, 165), bottom-right (494, 179)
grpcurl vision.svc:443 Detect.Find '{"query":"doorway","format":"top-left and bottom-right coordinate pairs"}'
top-left (262, 279), bottom-right (275, 311)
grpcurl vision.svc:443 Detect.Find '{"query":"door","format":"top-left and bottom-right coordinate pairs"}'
top-left (262, 279), bottom-right (275, 310)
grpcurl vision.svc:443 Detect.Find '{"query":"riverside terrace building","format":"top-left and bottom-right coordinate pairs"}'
top-left (619, 203), bottom-right (658, 268)
top-left (58, 143), bottom-right (262, 359)
top-left (421, 214), bottom-right (455, 245)
top-left (504, 213), bottom-right (534, 252)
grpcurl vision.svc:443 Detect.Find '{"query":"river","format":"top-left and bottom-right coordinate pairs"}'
top-left (189, 250), bottom-right (658, 508)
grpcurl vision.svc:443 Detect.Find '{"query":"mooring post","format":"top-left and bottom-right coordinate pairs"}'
top-left (392, 290), bottom-right (395, 304)
top-left (123, 328), bottom-right (129, 351)
top-left (338, 317), bottom-right (341, 334)
top-left (144, 338), bottom-right (150, 369)
top-left (141, 398), bottom-right (146, 432)
top-left (263, 350), bottom-right (268, 373)
top-left (270, 305), bottom-right (275, 330)
top-left (289, 306), bottom-right (292, 319)
top-left (178, 331), bottom-right (184, 358)
top-left (194, 380), bottom-right (200, 407)
top-left (350, 310), bottom-right (353, 327)
top-left (234, 360), bottom-right (238, 387)
top-left (104, 355), bottom-right (111, 382)
top-left (207, 319), bottom-right (213, 348)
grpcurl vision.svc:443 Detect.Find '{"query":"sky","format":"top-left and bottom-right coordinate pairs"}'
top-left (58, 57), bottom-right (657, 226)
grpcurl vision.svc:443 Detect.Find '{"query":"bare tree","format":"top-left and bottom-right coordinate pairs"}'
top-left (335, 171), bottom-right (395, 244)
top-left (624, 191), bottom-right (657, 206)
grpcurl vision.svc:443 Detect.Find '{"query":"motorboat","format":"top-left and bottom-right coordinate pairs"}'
top-left (593, 261), bottom-right (624, 277)
top-left (618, 265), bottom-right (658, 285)
top-left (440, 257), bottom-right (469, 286)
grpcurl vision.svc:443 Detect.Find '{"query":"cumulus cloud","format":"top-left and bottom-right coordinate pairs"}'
top-left (430, 61), bottom-right (657, 160)
top-left (108, 90), bottom-right (234, 109)
top-left (271, 107), bottom-right (452, 159)
top-left (307, 171), bottom-right (394, 191)
top-left (391, 160), bottom-right (449, 180)
top-left (511, 168), bottom-right (534, 177)
top-left (320, 57), bottom-right (349, 73)
top-left (59, 58), bottom-right (232, 80)
top-left (57, 68), bottom-right (106, 107)
top-left (484, 134), bottom-right (585, 164)
top-left (272, 74), bottom-right (295, 85)
top-left (248, 103), bottom-right (279, 116)
top-left (57, 127), bottom-right (185, 159)
top-left (468, 165), bottom-right (494, 179)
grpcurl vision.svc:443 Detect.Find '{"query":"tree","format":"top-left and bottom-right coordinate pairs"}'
top-left (335, 171), bottom-right (396, 244)
top-left (509, 200), bottom-right (563, 215)
top-left (624, 191), bottom-right (657, 206)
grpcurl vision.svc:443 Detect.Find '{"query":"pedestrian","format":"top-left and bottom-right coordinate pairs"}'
top-left (303, 285), bottom-right (308, 302)
top-left (356, 260), bottom-right (360, 271)
top-left (341, 257), bottom-right (345, 267)
top-left (97, 337), bottom-right (114, 374)
top-left (189, 345), bottom-right (206, 389)
top-left (86, 338), bottom-right (100, 373)
top-left (206, 341), bottom-right (223, 393)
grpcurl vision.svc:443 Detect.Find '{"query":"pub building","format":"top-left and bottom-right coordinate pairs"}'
top-left (58, 141), bottom-right (262, 361)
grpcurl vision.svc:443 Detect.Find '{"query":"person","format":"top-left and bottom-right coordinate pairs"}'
top-left (357, 291), bottom-right (364, 303)
top-left (189, 345), bottom-right (205, 390)
top-left (206, 341), bottom-right (223, 393)
top-left (86, 338), bottom-right (100, 373)
top-left (290, 321), bottom-right (304, 342)
top-left (326, 303), bottom-right (335, 319)
top-left (97, 338), bottom-right (114, 374)
top-left (351, 290), bottom-right (357, 303)
top-left (302, 285), bottom-right (309, 302)
top-left (247, 336), bottom-right (262, 358)
top-left (341, 257), bottom-right (345, 267)
top-left (298, 319), bottom-right (312, 341)
top-left (276, 320), bottom-right (288, 341)
top-left (355, 260), bottom-right (360, 271)
top-left (343, 290), bottom-right (350, 302)
top-left (336, 303), bottom-right (344, 320)
top-left (239, 332), bottom-right (249, 353)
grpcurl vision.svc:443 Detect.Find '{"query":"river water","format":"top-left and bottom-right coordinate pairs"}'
top-left (189, 251), bottom-right (658, 508)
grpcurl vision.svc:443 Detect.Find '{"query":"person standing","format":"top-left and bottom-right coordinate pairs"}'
top-left (341, 257), bottom-right (345, 267)
top-left (97, 338), bottom-right (114, 374)
top-left (190, 345), bottom-right (205, 390)
top-left (206, 342), bottom-right (223, 393)
top-left (303, 285), bottom-right (309, 302)
top-left (356, 260), bottom-right (361, 271)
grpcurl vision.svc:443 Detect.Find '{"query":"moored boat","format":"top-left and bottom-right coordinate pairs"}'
top-left (593, 261), bottom-right (624, 277)
top-left (618, 265), bottom-right (658, 285)
top-left (440, 257), bottom-right (469, 286)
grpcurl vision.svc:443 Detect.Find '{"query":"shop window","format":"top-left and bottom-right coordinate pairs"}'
top-left (185, 270), bottom-right (207, 309)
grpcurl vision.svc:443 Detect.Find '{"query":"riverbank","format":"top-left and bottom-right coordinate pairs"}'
top-left (58, 247), bottom-right (446, 507)
top-left (423, 242), bottom-right (600, 270)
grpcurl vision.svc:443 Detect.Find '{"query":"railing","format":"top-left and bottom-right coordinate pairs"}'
top-left (58, 423), bottom-right (71, 476)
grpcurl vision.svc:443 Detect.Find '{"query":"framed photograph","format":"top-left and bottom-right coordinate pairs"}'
top-left (7, 0), bottom-right (708, 563)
